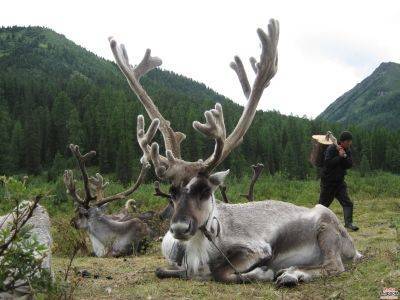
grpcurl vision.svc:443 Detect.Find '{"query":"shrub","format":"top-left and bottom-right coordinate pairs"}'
top-left (51, 217), bottom-right (90, 257)
top-left (0, 177), bottom-right (52, 297)
top-left (0, 223), bottom-right (51, 294)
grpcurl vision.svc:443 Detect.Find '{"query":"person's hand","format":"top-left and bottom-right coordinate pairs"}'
top-left (338, 147), bottom-right (346, 158)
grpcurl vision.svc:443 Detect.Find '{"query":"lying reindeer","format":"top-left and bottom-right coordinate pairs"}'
top-left (64, 144), bottom-right (154, 257)
top-left (109, 18), bottom-right (362, 286)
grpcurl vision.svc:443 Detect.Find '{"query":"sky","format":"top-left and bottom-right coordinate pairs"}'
top-left (1, 0), bottom-right (400, 118)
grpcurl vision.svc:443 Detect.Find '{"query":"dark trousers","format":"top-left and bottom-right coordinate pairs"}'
top-left (319, 181), bottom-right (353, 208)
top-left (319, 181), bottom-right (354, 224)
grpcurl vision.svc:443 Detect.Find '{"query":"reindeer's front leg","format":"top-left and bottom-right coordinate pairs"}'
top-left (156, 231), bottom-right (187, 279)
top-left (155, 265), bottom-right (188, 279)
top-left (210, 243), bottom-right (274, 283)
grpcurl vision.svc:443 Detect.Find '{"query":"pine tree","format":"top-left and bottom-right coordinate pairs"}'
top-left (37, 106), bottom-right (51, 165)
top-left (385, 146), bottom-right (400, 174)
top-left (52, 91), bottom-right (73, 155)
top-left (67, 107), bottom-right (84, 147)
top-left (24, 115), bottom-right (42, 175)
top-left (10, 121), bottom-right (24, 171)
top-left (359, 154), bottom-right (371, 177)
top-left (0, 101), bottom-right (12, 174)
top-left (282, 141), bottom-right (297, 179)
top-left (98, 133), bottom-right (113, 173)
top-left (116, 137), bottom-right (134, 185)
top-left (48, 152), bottom-right (66, 181)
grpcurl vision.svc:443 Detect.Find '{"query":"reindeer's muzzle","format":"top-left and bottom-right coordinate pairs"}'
top-left (170, 217), bottom-right (195, 240)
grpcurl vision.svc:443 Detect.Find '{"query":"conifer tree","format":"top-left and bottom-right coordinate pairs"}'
top-left (0, 102), bottom-right (12, 174)
top-left (51, 91), bottom-right (73, 155)
top-left (24, 115), bottom-right (41, 175)
top-left (116, 137), bottom-right (134, 185)
top-left (282, 141), bottom-right (297, 179)
top-left (67, 107), bottom-right (84, 147)
top-left (10, 121), bottom-right (24, 171)
top-left (359, 154), bottom-right (371, 177)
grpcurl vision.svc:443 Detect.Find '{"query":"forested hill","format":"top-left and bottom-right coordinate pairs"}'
top-left (1, 26), bottom-right (400, 182)
top-left (318, 62), bottom-right (400, 129)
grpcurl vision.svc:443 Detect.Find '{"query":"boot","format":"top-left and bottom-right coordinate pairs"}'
top-left (343, 206), bottom-right (359, 231)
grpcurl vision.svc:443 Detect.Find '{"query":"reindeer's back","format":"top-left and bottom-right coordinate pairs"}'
top-left (26, 204), bottom-right (52, 270)
top-left (216, 200), bottom-right (310, 241)
top-left (0, 203), bottom-right (52, 271)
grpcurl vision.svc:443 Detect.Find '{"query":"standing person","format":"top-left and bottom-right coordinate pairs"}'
top-left (319, 131), bottom-right (359, 231)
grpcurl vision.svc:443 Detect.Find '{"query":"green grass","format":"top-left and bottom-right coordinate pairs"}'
top-left (2, 171), bottom-right (399, 299)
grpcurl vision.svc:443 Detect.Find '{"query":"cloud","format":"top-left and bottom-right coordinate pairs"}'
top-left (1, 0), bottom-right (399, 118)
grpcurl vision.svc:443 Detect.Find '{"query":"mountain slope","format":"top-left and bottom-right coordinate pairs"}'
top-left (0, 26), bottom-right (234, 108)
top-left (2, 26), bottom-right (400, 179)
top-left (318, 62), bottom-right (400, 129)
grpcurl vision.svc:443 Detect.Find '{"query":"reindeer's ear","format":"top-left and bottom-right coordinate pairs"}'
top-left (209, 170), bottom-right (230, 187)
top-left (78, 207), bottom-right (88, 216)
top-left (98, 203), bottom-right (108, 212)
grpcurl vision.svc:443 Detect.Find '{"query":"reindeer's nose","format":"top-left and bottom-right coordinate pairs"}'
top-left (170, 219), bottom-right (191, 239)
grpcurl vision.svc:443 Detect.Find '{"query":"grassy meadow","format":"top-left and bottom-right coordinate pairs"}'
top-left (1, 171), bottom-right (399, 299)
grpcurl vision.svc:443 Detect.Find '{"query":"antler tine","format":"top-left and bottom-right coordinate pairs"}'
top-left (150, 142), bottom-right (203, 186)
top-left (219, 185), bottom-right (229, 203)
top-left (255, 20), bottom-right (279, 86)
top-left (150, 142), bottom-right (167, 179)
top-left (193, 103), bottom-right (226, 172)
top-left (89, 173), bottom-right (109, 201)
top-left (137, 115), bottom-right (161, 164)
top-left (230, 56), bottom-right (251, 99)
top-left (109, 38), bottom-right (186, 159)
top-left (249, 57), bottom-right (258, 74)
top-left (63, 170), bottom-right (85, 205)
top-left (153, 181), bottom-right (171, 199)
top-left (241, 163), bottom-right (264, 202)
top-left (69, 144), bottom-right (96, 207)
top-left (134, 49), bottom-right (162, 80)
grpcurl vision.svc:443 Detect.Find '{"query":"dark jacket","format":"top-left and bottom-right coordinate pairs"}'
top-left (321, 144), bottom-right (353, 184)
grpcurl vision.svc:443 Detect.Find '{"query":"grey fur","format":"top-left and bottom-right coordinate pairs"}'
top-left (72, 205), bottom-right (150, 257)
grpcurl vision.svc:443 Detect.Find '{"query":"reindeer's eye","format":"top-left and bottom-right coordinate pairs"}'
top-left (170, 186), bottom-right (178, 196)
top-left (169, 186), bottom-right (181, 202)
top-left (199, 187), bottom-right (211, 199)
top-left (170, 194), bottom-right (178, 203)
top-left (189, 179), bottom-right (211, 200)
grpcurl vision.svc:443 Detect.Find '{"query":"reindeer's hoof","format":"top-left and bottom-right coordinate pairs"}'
top-left (275, 272), bottom-right (299, 287)
top-left (155, 267), bottom-right (167, 279)
top-left (275, 266), bottom-right (310, 287)
top-left (353, 251), bottom-right (364, 262)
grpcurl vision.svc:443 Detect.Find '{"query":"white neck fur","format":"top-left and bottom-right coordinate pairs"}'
top-left (183, 193), bottom-right (220, 276)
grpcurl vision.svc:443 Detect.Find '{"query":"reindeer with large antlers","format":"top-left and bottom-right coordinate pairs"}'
top-left (63, 142), bottom-right (153, 257)
top-left (109, 19), bottom-right (362, 286)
